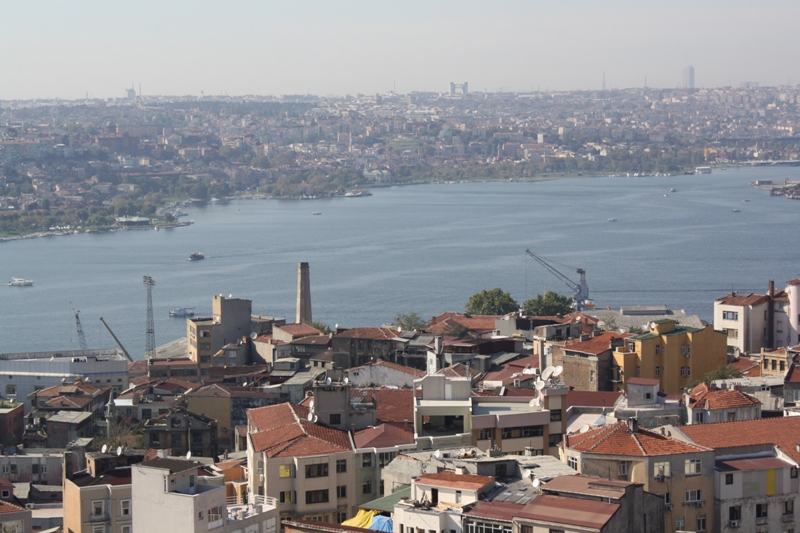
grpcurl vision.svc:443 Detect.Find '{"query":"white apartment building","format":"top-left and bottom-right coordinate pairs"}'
top-left (413, 374), bottom-right (473, 450)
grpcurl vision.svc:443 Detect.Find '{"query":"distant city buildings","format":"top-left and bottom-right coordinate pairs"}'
top-left (683, 66), bottom-right (695, 89)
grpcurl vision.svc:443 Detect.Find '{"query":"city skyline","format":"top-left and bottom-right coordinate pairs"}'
top-left (2, 0), bottom-right (800, 100)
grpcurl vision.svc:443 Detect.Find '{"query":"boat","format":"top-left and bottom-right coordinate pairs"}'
top-left (189, 252), bottom-right (205, 261)
top-left (669, 188), bottom-right (677, 193)
top-left (695, 166), bottom-right (712, 174)
top-left (732, 209), bottom-right (741, 213)
top-left (743, 199), bottom-right (751, 202)
top-left (169, 307), bottom-right (195, 317)
top-left (607, 218), bottom-right (618, 222)
top-left (312, 212), bottom-right (322, 215)
top-left (345, 189), bottom-right (373, 197)
top-left (8, 277), bottom-right (33, 286)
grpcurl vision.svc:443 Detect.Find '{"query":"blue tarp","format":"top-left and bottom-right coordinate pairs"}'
top-left (370, 516), bottom-right (393, 532)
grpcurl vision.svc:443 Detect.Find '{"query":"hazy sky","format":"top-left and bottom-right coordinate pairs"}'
top-left (2, 0), bottom-right (799, 100)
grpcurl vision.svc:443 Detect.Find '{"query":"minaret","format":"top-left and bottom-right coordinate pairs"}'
top-left (296, 262), bottom-right (312, 324)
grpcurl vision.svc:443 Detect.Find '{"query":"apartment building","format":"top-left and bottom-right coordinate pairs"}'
top-left (413, 374), bottom-right (473, 450)
top-left (562, 419), bottom-right (715, 533)
top-left (611, 319), bottom-right (727, 394)
top-left (246, 403), bottom-right (356, 523)
top-left (683, 383), bottom-right (761, 424)
top-left (0, 501), bottom-right (30, 533)
top-left (64, 465), bottom-right (133, 533)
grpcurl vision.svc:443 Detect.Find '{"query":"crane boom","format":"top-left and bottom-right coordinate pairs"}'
top-left (99, 317), bottom-right (134, 362)
top-left (525, 249), bottom-right (589, 311)
top-left (71, 303), bottom-right (88, 351)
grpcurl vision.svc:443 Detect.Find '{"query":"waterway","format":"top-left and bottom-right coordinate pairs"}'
top-left (1, 166), bottom-right (798, 359)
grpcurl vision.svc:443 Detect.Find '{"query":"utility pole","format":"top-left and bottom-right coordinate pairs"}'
top-left (143, 276), bottom-right (156, 359)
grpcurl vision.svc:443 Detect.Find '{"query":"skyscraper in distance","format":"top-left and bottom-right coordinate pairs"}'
top-left (683, 66), bottom-right (695, 89)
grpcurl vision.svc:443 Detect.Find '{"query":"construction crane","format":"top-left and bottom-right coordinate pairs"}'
top-left (99, 316), bottom-right (134, 362)
top-left (525, 249), bottom-right (589, 311)
top-left (71, 303), bottom-right (88, 351)
top-left (143, 276), bottom-right (156, 359)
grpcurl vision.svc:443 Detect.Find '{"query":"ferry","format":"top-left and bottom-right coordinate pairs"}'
top-left (345, 189), bottom-right (373, 197)
top-left (695, 166), bottom-right (712, 174)
top-left (8, 277), bottom-right (33, 286)
top-left (169, 307), bottom-right (195, 317)
top-left (189, 252), bottom-right (205, 261)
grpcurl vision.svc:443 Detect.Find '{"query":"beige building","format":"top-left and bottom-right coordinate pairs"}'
top-left (246, 403), bottom-right (356, 523)
top-left (413, 374), bottom-right (473, 450)
top-left (562, 419), bottom-right (714, 533)
top-left (64, 466), bottom-right (133, 533)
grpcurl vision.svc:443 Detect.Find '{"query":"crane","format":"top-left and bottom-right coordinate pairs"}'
top-left (71, 303), bottom-right (88, 350)
top-left (525, 249), bottom-right (589, 311)
top-left (99, 317), bottom-right (134, 362)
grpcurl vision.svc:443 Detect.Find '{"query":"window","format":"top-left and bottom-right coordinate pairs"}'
top-left (478, 428), bottom-right (492, 440)
top-left (279, 491), bottom-right (293, 503)
top-left (379, 452), bottom-right (396, 467)
top-left (685, 489), bottom-right (702, 503)
top-left (792, 467), bottom-right (799, 479)
top-left (723, 311), bottom-right (739, 321)
top-left (727, 328), bottom-right (739, 339)
top-left (362, 453), bottom-right (374, 468)
top-left (32, 464), bottom-right (38, 475)
top-left (681, 366), bottom-right (691, 377)
top-left (782, 361), bottom-right (786, 371)
top-left (655, 345), bottom-right (662, 356)
top-left (550, 410), bottom-right (562, 422)
top-left (628, 341), bottom-right (635, 352)
top-left (567, 456), bottom-right (578, 470)
top-left (208, 506), bottom-right (223, 523)
top-left (495, 464), bottom-right (507, 477)
top-left (329, 413), bottom-right (341, 425)
top-left (664, 492), bottom-right (671, 506)
top-left (170, 433), bottom-right (182, 447)
top-left (502, 427), bottom-right (512, 439)
top-left (521, 526), bottom-right (533, 533)
top-left (305, 489), bottom-right (329, 504)
top-left (696, 514), bottom-right (706, 532)
top-left (279, 464), bottom-right (293, 477)
top-left (189, 474), bottom-right (195, 488)
top-left (93, 526), bottom-right (105, 533)
top-left (654, 462), bottom-right (671, 478)
top-left (142, 408), bottom-right (152, 419)
top-left (756, 503), bottom-right (768, 518)
top-left (522, 426), bottom-right (544, 437)
top-left (725, 473), bottom-right (733, 485)
top-left (685, 459), bottom-right (701, 475)
top-left (675, 516), bottom-right (685, 530)
top-left (121, 500), bottom-right (131, 516)
top-left (590, 370), bottom-right (595, 382)
top-left (305, 463), bottom-right (328, 478)
top-left (694, 412), bottom-right (705, 424)
top-left (636, 366), bottom-right (641, 376)
top-left (456, 490), bottom-right (462, 503)
top-left (549, 433), bottom-right (562, 447)
top-left (40, 465), bottom-right (47, 475)
top-left (336, 459), bottom-right (347, 473)
top-left (729, 505), bottom-right (741, 521)
top-left (337, 485), bottom-right (347, 499)
top-left (0, 490), bottom-right (8, 498)
top-left (380, 480), bottom-right (385, 495)
top-left (5, 385), bottom-right (15, 396)
top-left (773, 360), bottom-right (777, 371)
top-left (92, 500), bottom-right (105, 517)
top-left (785, 500), bottom-right (794, 515)
top-left (618, 461), bottom-right (628, 477)
top-left (121, 526), bottom-right (132, 533)
top-left (655, 366), bottom-right (661, 376)
top-left (363, 480), bottom-right (372, 495)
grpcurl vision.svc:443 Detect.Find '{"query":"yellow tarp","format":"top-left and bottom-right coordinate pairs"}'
top-left (342, 509), bottom-right (378, 528)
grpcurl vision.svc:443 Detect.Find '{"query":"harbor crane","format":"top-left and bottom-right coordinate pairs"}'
top-left (71, 303), bottom-right (88, 351)
top-left (99, 317), bottom-right (134, 362)
top-left (525, 249), bottom-right (590, 311)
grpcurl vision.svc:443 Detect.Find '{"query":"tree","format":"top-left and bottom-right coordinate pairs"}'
top-left (523, 291), bottom-right (574, 317)
top-left (395, 312), bottom-right (427, 331)
top-left (702, 365), bottom-right (742, 383)
top-left (464, 288), bottom-right (519, 315)
top-left (308, 321), bottom-right (332, 334)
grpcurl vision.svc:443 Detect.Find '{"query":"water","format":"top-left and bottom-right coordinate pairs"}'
top-left (1, 167), bottom-right (798, 359)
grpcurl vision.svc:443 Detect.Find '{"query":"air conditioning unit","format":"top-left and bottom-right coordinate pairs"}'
top-left (664, 503), bottom-right (673, 510)
top-left (729, 520), bottom-right (740, 528)
top-left (694, 501), bottom-right (704, 508)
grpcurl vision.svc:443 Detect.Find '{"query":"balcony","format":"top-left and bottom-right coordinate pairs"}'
top-left (782, 513), bottom-right (794, 523)
top-left (88, 513), bottom-right (110, 523)
top-left (756, 517), bottom-right (768, 525)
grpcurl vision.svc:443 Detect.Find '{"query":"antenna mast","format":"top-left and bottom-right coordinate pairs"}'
top-left (143, 276), bottom-right (156, 359)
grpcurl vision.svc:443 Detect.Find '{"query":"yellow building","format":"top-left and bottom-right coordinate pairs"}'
top-left (612, 319), bottom-right (727, 394)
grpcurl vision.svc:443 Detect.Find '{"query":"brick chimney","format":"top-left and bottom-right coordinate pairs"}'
top-left (296, 262), bottom-right (312, 324)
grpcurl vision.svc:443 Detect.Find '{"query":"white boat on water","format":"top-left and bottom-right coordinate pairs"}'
top-left (189, 252), bottom-right (205, 261)
top-left (169, 307), bottom-right (195, 317)
top-left (8, 277), bottom-right (33, 286)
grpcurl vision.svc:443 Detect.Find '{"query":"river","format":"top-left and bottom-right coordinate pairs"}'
top-left (1, 166), bottom-right (798, 359)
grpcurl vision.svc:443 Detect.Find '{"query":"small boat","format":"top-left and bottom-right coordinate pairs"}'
top-left (607, 218), bottom-right (618, 222)
top-left (732, 209), bottom-right (741, 213)
top-left (189, 252), bottom-right (205, 261)
top-left (312, 212), bottom-right (322, 215)
top-left (669, 188), bottom-right (677, 193)
top-left (8, 277), bottom-right (33, 286)
top-left (169, 307), bottom-right (195, 317)
top-left (743, 199), bottom-right (751, 202)
top-left (663, 194), bottom-right (669, 197)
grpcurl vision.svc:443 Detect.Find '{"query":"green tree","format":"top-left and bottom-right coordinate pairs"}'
top-left (523, 291), bottom-right (574, 317)
top-left (308, 321), bottom-right (332, 334)
top-left (464, 288), bottom-right (519, 315)
top-left (395, 312), bottom-right (428, 331)
top-left (702, 365), bottom-right (742, 383)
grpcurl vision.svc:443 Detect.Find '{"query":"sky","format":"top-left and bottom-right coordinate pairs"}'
top-left (2, 0), bottom-right (799, 100)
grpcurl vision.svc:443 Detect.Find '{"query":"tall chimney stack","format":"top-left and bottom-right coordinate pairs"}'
top-left (296, 262), bottom-right (312, 324)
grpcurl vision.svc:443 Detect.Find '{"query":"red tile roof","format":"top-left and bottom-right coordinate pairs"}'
top-left (565, 421), bottom-right (711, 456)
top-left (349, 360), bottom-right (425, 377)
top-left (247, 403), bottom-right (352, 458)
top-left (786, 364), bottom-right (800, 383)
top-left (437, 363), bottom-right (480, 379)
top-left (686, 383), bottom-right (760, 410)
top-left (416, 471), bottom-right (494, 491)
top-left (353, 423), bottom-right (415, 448)
top-left (566, 391), bottom-right (623, 409)
top-left (564, 331), bottom-right (630, 356)
top-left (717, 456), bottom-right (792, 472)
top-left (0, 500), bottom-right (27, 515)
top-left (463, 501), bottom-right (524, 521)
top-left (716, 293), bottom-right (769, 306)
top-left (680, 417), bottom-right (800, 463)
top-left (427, 312), bottom-right (500, 335)
top-left (334, 327), bottom-right (399, 340)
top-left (276, 323), bottom-right (323, 337)
top-left (729, 356), bottom-right (762, 377)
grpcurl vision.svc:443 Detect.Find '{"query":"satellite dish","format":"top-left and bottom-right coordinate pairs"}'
top-left (250, 332), bottom-right (258, 340)
top-left (553, 366), bottom-right (564, 378)
top-left (433, 450), bottom-right (441, 458)
top-left (186, 451), bottom-right (192, 460)
top-left (312, 415), bottom-right (318, 423)
top-left (343, 377), bottom-right (349, 385)
top-left (309, 400), bottom-right (314, 411)
top-left (116, 446), bottom-right (123, 456)
top-left (579, 424), bottom-right (590, 434)
top-left (542, 366), bottom-right (555, 381)
top-left (532, 478), bottom-right (541, 488)
top-left (535, 379), bottom-right (545, 391)
top-left (101, 444), bottom-right (108, 454)
top-left (307, 412), bottom-right (314, 422)
top-left (522, 469), bottom-right (531, 478)
top-left (334, 324), bottom-right (339, 329)
top-left (522, 367), bottom-right (535, 375)
top-left (325, 377), bottom-right (332, 386)
top-left (61, 377), bottom-right (67, 383)
top-left (242, 382), bottom-right (248, 387)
